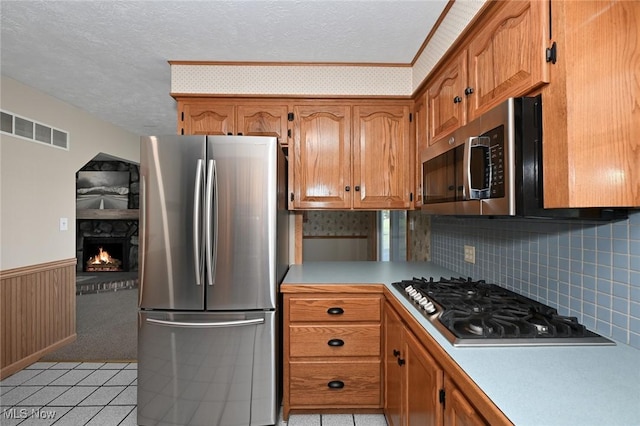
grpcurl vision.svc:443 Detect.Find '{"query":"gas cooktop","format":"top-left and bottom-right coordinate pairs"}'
top-left (393, 277), bottom-right (615, 347)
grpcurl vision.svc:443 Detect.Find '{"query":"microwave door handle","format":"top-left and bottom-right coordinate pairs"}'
top-left (463, 138), bottom-right (472, 200)
top-left (193, 160), bottom-right (204, 286)
top-left (466, 136), bottom-right (491, 199)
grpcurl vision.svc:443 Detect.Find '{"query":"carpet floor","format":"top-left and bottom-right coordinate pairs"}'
top-left (40, 289), bottom-right (137, 362)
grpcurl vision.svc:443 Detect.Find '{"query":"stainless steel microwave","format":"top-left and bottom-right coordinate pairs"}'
top-left (421, 96), bottom-right (626, 220)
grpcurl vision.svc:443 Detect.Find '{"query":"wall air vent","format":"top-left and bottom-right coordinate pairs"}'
top-left (1, 110), bottom-right (69, 150)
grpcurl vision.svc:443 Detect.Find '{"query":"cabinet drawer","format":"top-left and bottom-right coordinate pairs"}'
top-left (289, 324), bottom-right (380, 357)
top-left (289, 361), bottom-right (381, 406)
top-left (288, 296), bottom-right (381, 322)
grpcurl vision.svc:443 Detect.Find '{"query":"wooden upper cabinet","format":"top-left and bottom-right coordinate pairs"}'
top-left (353, 105), bottom-right (412, 210)
top-left (178, 100), bottom-right (290, 145)
top-left (414, 94), bottom-right (427, 207)
top-left (181, 102), bottom-right (234, 135)
top-left (427, 53), bottom-right (467, 144)
top-left (542, 0), bottom-right (640, 208)
top-left (466, 0), bottom-right (549, 121)
top-left (424, 0), bottom-right (550, 144)
top-left (236, 105), bottom-right (289, 145)
top-left (291, 104), bottom-right (351, 209)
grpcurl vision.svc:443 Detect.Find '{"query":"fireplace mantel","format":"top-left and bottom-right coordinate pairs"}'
top-left (76, 209), bottom-right (139, 220)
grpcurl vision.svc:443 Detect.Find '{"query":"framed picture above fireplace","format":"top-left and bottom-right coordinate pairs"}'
top-left (76, 171), bottom-right (129, 209)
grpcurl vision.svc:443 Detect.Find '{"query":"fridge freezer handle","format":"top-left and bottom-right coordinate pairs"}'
top-left (205, 159), bottom-right (218, 286)
top-left (193, 159), bottom-right (204, 286)
top-left (146, 317), bottom-right (264, 328)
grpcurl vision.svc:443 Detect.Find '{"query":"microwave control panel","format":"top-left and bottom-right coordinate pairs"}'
top-left (486, 125), bottom-right (505, 198)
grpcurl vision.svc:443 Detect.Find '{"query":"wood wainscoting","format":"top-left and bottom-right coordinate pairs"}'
top-left (1, 258), bottom-right (77, 379)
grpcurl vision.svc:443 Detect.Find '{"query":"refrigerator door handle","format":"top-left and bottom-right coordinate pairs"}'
top-left (205, 159), bottom-right (218, 286)
top-left (139, 175), bottom-right (146, 306)
top-left (193, 159), bottom-right (205, 286)
top-left (145, 317), bottom-right (264, 328)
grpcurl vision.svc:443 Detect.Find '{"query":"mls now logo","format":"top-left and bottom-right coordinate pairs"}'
top-left (3, 408), bottom-right (57, 420)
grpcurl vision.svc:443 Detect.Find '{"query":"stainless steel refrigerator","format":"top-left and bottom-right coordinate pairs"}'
top-left (137, 135), bottom-right (289, 426)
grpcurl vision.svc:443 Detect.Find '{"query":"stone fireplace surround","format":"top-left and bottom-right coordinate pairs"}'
top-left (75, 158), bottom-right (139, 294)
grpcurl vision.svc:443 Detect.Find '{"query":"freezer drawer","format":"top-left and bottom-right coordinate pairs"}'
top-left (138, 311), bottom-right (278, 426)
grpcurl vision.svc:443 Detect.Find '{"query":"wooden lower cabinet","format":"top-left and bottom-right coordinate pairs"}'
top-left (289, 360), bottom-right (381, 406)
top-left (385, 301), bottom-right (444, 426)
top-left (405, 329), bottom-right (443, 426)
top-left (282, 288), bottom-right (510, 425)
top-left (444, 376), bottom-right (488, 426)
top-left (282, 289), bottom-right (384, 420)
top-left (384, 300), bottom-right (496, 426)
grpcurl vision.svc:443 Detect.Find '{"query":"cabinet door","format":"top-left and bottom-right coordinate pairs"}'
top-left (467, 0), bottom-right (549, 121)
top-left (405, 329), bottom-right (443, 426)
top-left (291, 105), bottom-right (351, 209)
top-left (181, 102), bottom-right (234, 135)
top-left (236, 105), bottom-right (289, 146)
top-left (383, 303), bottom-right (404, 426)
top-left (414, 94), bottom-right (427, 207)
top-left (428, 54), bottom-right (467, 143)
top-left (543, 0), bottom-right (640, 208)
top-left (444, 377), bottom-right (487, 426)
top-left (353, 105), bottom-right (412, 209)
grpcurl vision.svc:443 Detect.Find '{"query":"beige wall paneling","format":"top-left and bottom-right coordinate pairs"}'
top-left (0, 259), bottom-right (76, 379)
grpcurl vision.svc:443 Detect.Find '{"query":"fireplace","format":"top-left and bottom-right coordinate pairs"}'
top-left (76, 158), bottom-right (140, 274)
top-left (83, 237), bottom-right (129, 272)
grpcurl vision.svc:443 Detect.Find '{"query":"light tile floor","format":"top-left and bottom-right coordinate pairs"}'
top-left (1, 362), bottom-right (387, 426)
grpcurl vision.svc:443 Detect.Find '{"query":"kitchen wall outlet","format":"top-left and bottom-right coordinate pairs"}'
top-left (464, 245), bottom-right (476, 264)
top-left (59, 217), bottom-right (68, 231)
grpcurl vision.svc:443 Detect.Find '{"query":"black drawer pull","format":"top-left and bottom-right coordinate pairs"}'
top-left (398, 357), bottom-right (406, 366)
top-left (393, 349), bottom-right (400, 357)
top-left (328, 339), bottom-right (345, 347)
top-left (327, 380), bottom-right (345, 389)
top-left (327, 307), bottom-right (344, 315)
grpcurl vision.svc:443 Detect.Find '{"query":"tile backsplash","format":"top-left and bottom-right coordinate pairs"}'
top-left (427, 211), bottom-right (640, 349)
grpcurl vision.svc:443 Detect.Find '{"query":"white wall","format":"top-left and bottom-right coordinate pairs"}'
top-left (0, 76), bottom-right (140, 270)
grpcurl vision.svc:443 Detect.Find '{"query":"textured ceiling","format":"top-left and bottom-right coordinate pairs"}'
top-left (1, 0), bottom-right (449, 136)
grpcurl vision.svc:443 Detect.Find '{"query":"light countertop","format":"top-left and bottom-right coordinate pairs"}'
top-left (282, 261), bottom-right (640, 426)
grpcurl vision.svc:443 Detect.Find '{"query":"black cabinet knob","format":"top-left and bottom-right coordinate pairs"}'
top-left (393, 349), bottom-right (400, 357)
top-left (397, 358), bottom-right (406, 366)
top-left (345, 186), bottom-right (350, 192)
top-left (355, 185), bottom-right (360, 191)
top-left (453, 96), bottom-right (462, 104)
top-left (328, 380), bottom-right (345, 389)
top-left (328, 339), bottom-right (345, 347)
top-left (327, 307), bottom-right (344, 315)
top-left (464, 87), bottom-right (474, 96)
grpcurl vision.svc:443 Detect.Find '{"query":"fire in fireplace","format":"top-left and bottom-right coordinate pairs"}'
top-left (83, 237), bottom-right (129, 272)
top-left (87, 247), bottom-right (121, 271)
